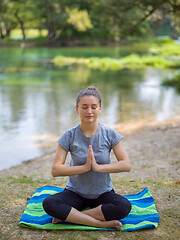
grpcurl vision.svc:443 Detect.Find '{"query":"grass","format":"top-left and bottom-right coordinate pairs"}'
top-left (0, 174), bottom-right (179, 240)
top-left (171, 159), bottom-right (180, 165)
top-left (0, 28), bottom-right (48, 45)
top-left (10, 29), bottom-right (48, 39)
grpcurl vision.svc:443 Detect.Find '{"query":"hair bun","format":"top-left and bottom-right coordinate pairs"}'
top-left (86, 86), bottom-right (101, 95)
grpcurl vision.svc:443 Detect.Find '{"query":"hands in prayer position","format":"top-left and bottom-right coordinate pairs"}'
top-left (85, 145), bottom-right (99, 172)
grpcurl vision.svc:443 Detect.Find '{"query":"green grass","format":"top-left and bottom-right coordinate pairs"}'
top-left (170, 159), bottom-right (180, 165)
top-left (0, 173), bottom-right (179, 240)
top-left (10, 29), bottom-right (48, 39)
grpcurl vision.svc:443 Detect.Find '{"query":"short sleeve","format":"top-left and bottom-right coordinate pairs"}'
top-left (110, 128), bottom-right (123, 148)
top-left (57, 130), bottom-right (71, 151)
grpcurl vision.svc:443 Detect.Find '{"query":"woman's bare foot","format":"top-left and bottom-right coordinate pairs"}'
top-left (102, 220), bottom-right (122, 231)
top-left (52, 217), bottom-right (62, 224)
top-left (52, 217), bottom-right (122, 230)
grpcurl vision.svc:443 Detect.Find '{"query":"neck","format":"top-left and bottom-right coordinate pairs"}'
top-left (80, 122), bottom-right (99, 137)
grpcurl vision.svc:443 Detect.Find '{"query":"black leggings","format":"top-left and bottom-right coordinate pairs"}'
top-left (43, 189), bottom-right (131, 221)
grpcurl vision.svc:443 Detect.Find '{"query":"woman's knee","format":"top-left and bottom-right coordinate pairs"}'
top-left (43, 195), bottom-right (55, 213)
top-left (119, 198), bottom-right (131, 219)
top-left (42, 194), bottom-right (71, 221)
top-left (102, 198), bottom-right (131, 220)
top-left (113, 196), bottom-right (132, 219)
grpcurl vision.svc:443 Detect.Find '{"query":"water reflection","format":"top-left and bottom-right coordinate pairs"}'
top-left (137, 68), bottom-right (180, 121)
top-left (0, 47), bottom-right (180, 170)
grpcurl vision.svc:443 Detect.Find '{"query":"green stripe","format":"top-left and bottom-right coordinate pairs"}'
top-left (127, 192), bottom-right (152, 201)
top-left (131, 204), bottom-right (157, 215)
top-left (122, 221), bottom-right (158, 231)
top-left (26, 202), bottom-right (43, 209)
top-left (24, 209), bottom-right (46, 217)
top-left (33, 190), bottom-right (58, 196)
top-left (143, 192), bottom-right (152, 198)
top-left (141, 192), bottom-right (152, 199)
top-left (20, 220), bottom-right (158, 231)
top-left (19, 222), bottom-right (105, 230)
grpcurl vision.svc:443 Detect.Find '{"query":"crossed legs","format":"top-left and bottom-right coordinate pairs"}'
top-left (43, 189), bottom-right (131, 231)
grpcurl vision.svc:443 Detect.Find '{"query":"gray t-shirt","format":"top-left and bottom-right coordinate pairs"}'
top-left (57, 123), bottom-right (123, 199)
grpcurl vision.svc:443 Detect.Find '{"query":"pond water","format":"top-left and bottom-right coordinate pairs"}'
top-left (0, 46), bottom-right (180, 170)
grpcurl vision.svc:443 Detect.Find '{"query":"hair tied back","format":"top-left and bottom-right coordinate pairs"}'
top-left (76, 86), bottom-right (102, 107)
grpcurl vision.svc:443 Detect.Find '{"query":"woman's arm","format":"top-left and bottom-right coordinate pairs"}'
top-left (51, 144), bottom-right (91, 177)
top-left (91, 142), bottom-right (131, 173)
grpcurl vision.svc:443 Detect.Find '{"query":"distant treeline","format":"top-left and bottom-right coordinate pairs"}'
top-left (0, 0), bottom-right (179, 42)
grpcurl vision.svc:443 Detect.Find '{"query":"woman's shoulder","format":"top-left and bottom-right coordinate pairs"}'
top-left (63, 124), bottom-right (80, 137)
top-left (99, 123), bottom-right (123, 147)
top-left (99, 123), bottom-right (123, 139)
top-left (99, 123), bottom-right (119, 134)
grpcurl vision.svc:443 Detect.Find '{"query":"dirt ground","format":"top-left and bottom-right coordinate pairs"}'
top-left (0, 116), bottom-right (180, 240)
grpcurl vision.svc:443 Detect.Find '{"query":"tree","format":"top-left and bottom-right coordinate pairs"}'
top-left (0, 0), bottom-right (179, 41)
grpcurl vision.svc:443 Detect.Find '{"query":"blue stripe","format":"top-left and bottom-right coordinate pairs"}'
top-left (29, 194), bottom-right (52, 204)
top-left (130, 197), bottom-right (154, 208)
top-left (121, 213), bottom-right (159, 225)
top-left (20, 213), bottom-right (52, 225)
top-left (34, 186), bottom-right (63, 193)
top-left (122, 223), bottom-right (156, 232)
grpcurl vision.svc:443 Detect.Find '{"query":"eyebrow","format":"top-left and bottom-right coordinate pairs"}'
top-left (81, 104), bottom-right (98, 106)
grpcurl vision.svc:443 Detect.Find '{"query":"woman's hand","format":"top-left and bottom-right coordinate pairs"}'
top-left (89, 145), bottom-right (100, 172)
top-left (84, 145), bottom-right (92, 172)
top-left (52, 144), bottom-right (93, 177)
top-left (89, 142), bottom-right (131, 173)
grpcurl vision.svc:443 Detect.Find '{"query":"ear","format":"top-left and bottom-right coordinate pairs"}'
top-left (75, 106), bottom-right (79, 114)
top-left (99, 106), bottom-right (102, 113)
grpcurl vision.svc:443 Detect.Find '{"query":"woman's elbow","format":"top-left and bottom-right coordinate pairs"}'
top-left (127, 164), bottom-right (131, 172)
top-left (51, 167), bottom-right (58, 177)
top-left (125, 160), bottom-right (131, 172)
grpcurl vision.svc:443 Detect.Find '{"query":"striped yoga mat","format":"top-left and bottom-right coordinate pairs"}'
top-left (19, 186), bottom-right (159, 231)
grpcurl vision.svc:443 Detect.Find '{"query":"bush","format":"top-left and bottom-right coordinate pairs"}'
top-left (162, 73), bottom-right (180, 92)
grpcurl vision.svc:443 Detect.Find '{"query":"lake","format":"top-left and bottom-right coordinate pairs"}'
top-left (0, 46), bottom-right (180, 170)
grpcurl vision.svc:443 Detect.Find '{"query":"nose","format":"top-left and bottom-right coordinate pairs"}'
top-left (87, 107), bottom-right (92, 114)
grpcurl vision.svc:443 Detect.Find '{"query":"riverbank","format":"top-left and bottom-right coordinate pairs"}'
top-left (0, 117), bottom-right (180, 240)
top-left (0, 38), bottom-right (127, 48)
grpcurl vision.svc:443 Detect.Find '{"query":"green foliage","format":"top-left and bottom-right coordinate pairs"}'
top-left (53, 54), bottom-right (180, 71)
top-left (66, 7), bottom-right (93, 31)
top-left (52, 40), bottom-right (180, 71)
top-left (0, 0), bottom-right (179, 41)
top-left (162, 73), bottom-right (180, 92)
top-left (149, 42), bottom-right (180, 56)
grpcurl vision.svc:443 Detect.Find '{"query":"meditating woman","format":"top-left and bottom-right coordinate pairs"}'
top-left (43, 86), bottom-right (131, 231)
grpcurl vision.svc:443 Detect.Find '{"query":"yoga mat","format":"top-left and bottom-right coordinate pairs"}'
top-left (19, 186), bottom-right (159, 231)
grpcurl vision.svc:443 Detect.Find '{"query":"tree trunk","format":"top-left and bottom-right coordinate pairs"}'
top-left (15, 10), bottom-right (26, 39)
top-left (20, 23), bottom-right (25, 40)
top-left (5, 27), bottom-right (11, 37)
top-left (48, 25), bottom-right (56, 40)
top-left (0, 27), bottom-right (4, 38)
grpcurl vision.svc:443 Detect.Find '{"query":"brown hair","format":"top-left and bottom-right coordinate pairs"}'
top-left (76, 86), bottom-right (102, 107)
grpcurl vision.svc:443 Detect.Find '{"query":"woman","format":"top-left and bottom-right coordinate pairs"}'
top-left (43, 86), bottom-right (131, 231)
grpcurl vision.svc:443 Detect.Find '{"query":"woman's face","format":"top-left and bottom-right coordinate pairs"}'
top-left (75, 95), bottom-right (102, 123)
